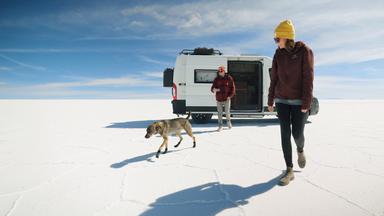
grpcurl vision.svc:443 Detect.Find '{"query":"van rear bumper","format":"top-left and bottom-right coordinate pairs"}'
top-left (172, 100), bottom-right (219, 114)
top-left (173, 100), bottom-right (274, 115)
top-left (186, 106), bottom-right (217, 112)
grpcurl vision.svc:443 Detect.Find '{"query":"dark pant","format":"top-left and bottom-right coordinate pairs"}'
top-left (276, 103), bottom-right (309, 168)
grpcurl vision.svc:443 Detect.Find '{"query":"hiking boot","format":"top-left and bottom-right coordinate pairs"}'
top-left (297, 150), bottom-right (306, 168)
top-left (279, 167), bottom-right (294, 186)
top-left (227, 121), bottom-right (232, 129)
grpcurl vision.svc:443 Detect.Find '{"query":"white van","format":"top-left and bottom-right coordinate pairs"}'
top-left (163, 48), bottom-right (319, 123)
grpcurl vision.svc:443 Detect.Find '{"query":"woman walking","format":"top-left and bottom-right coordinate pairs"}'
top-left (211, 66), bottom-right (236, 131)
top-left (268, 20), bottom-right (314, 186)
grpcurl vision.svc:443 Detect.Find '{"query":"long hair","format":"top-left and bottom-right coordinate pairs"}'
top-left (285, 39), bottom-right (295, 52)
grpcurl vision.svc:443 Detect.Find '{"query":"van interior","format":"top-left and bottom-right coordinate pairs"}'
top-left (228, 61), bottom-right (263, 111)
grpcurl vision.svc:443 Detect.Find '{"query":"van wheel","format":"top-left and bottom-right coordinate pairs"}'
top-left (192, 114), bottom-right (212, 124)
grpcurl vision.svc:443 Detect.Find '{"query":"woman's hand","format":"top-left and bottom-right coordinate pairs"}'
top-left (301, 109), bottom-right (308, 113)
top-left (268, 106), bottom-right (274, 112)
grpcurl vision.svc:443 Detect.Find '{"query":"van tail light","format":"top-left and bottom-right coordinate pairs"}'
top-left (172, 83), bottom-right (177, 100)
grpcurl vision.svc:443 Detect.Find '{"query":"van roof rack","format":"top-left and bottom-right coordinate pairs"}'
top-left (179, 47), bottom-right (222, 55)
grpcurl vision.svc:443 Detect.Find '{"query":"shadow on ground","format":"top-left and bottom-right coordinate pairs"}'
top-left (139, 172), bottom-right (284, 216)
top-left (105, 118), bottom-right (311, 129)
top-left (110, 147), bottom-right (193, 168)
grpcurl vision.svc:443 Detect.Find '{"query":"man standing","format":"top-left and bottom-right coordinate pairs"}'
top-left (211, 66), bottom-right (236, 131)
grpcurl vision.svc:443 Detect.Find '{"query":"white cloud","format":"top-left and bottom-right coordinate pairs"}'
top-left (139, 55), bottom-right (172, 66)
top-left (87, 91), bottom-right (167, 99)
top-left (0, 54), bottom-right (46, 71)
top-left (33, 75), bottom-right (160, 89)
top-left (0, 48), bottom-right (178, 56)
top-left (142, 71), bottom-right (164, 78)
top-left (0, 48), bottom-right (88, 53)
top-left (119, 0), bottom-right (384, 65)
top-left (315, 47), bottom-right (384, 66)
top-left (1, 0), bottom-right (384, 67)
top-left (0, 66), bottom-right (12, 71)
top-left (120, 1), bottom-right (272, 36)
top-left (0, 75), bottom-right (165, 99)
top-left (76, 33), bottom-right (213, 42)
top-left (0, 87), bottom-right (167, 99)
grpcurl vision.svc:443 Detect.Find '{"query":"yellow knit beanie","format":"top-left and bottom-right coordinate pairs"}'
top-left (274, 20), bottom-right (295, 40)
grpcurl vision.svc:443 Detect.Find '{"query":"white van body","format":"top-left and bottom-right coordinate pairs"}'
top-left (163, 48), bottom-right (319, 123)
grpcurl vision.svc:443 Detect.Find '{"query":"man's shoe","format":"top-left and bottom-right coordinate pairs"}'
top-left (227, 121), bottom-right (232, 129)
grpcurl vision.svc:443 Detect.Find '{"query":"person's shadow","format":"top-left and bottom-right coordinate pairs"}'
top-left (139, 172), bottom-right (283, 216)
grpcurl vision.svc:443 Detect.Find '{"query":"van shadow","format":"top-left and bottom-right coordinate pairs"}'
top-left (105, 118), bottom-right (308, 129)
top-left (139, 172), bottom-right (283, 216)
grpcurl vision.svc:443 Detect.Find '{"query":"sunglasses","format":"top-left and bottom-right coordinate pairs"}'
top-left (274, 38), bottom-right (280, 43)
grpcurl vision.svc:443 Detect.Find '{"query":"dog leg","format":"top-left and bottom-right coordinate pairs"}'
top-left (156, 138), bottom-right (168, 158)
top-left (192, 136), bottom-right (196, 148)
top-left (184, 123), bottom-right (196, 148)
top-left (174, 131), bottom-right (183, 148)
top-left (163, 140), bottom-right (168, 154)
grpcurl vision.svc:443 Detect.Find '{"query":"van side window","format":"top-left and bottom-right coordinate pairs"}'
top-left (194, 69), bottom-right (217, 83)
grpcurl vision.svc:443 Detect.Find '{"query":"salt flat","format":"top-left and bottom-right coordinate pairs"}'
top-left (0, 99), bottom-right (383, 216)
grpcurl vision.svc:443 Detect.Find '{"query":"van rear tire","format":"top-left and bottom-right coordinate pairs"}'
top-left (191, 113), bottom-right (212, 124)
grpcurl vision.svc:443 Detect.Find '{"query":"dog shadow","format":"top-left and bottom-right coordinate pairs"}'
top-left (139, 172), bottom-right (284, 216)
top-left (105, 118), bottom-right (309, 129)
top-left (105, 120), bottom-right (155, 129)
top-left (110, 147), bottom-right (192, 168)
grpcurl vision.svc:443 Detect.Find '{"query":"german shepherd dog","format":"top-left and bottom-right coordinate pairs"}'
top-left (145, 113), bottom-right (196, 158)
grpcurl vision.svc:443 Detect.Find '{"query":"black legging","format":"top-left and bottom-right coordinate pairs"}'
top-left (276, 103), bottom-right (309, 168)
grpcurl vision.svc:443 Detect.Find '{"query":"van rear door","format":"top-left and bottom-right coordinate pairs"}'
top-left (185, 56), bottom-right (227, 110)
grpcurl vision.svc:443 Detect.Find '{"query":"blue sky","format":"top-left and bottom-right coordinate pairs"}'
top-left (0, 0), bottom-right (383, 99)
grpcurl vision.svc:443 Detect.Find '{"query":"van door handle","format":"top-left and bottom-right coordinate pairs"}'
top-left (178, 83), bottom-right (186, 86)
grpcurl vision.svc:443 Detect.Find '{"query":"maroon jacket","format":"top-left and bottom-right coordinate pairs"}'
top-left (211, 74), bottom-right (236, 102)
top-left (268, 41), bottom-right (314, 110)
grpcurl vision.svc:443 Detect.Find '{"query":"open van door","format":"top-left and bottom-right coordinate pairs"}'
top-left (228, 60), bottom-right (263, 112)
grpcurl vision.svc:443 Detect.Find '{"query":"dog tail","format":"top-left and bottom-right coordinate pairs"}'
top-left (185, 112), bottom-right (191, 120)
